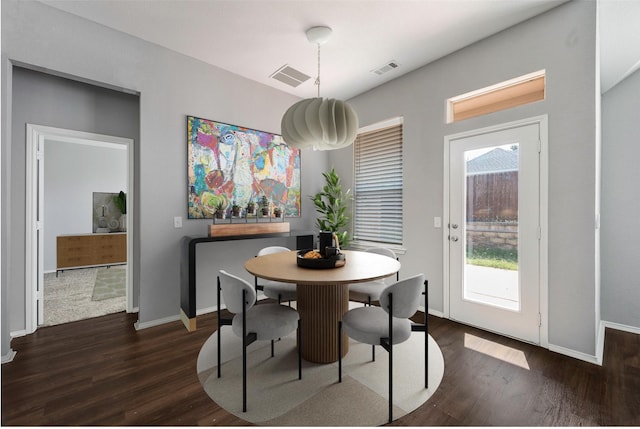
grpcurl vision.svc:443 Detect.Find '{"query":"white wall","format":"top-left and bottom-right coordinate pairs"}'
top-left (333, 0), bottom-right (600, 356)
top-left (601, 69), bottom-right (640, 330)
top-left (2, 0), bottom-right (327, 338)
top-left (44, 140), bottom-right (127, 272)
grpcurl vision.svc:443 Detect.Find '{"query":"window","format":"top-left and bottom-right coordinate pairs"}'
top-left (353, 118), bottom-right (403, 245)
top-left (447, 70), bottom-right (546, 123)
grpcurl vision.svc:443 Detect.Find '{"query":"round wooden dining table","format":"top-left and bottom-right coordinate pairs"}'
top-left (244, 249), bottom-right (400, 363)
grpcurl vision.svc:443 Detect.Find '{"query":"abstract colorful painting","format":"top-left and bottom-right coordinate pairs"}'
top-left (187, 115), bottom-right (301, 219)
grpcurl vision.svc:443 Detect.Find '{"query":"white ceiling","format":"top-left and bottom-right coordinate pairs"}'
top-left (39, 0), bottom-right (640, 99)
top-left (599, 0), bottom-right (640, 93)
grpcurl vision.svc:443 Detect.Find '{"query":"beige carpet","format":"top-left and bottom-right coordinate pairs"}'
top-left (43, 267), bottom-right (126, 326)
top-left (197, 321), bottom-right (444, 426)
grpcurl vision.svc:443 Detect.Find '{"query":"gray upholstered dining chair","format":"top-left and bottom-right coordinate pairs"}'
top-left (348, 247), bottom-right (399, 306)
top-left (338, 273), bottom-right (428, 424)
top-left (254, 246), bottom-right (297, 304)
top-left (217, 270), bottom-right (302, 412)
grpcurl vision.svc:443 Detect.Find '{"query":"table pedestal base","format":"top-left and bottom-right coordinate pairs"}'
top-left (297, 283), bottom-right (349, 363)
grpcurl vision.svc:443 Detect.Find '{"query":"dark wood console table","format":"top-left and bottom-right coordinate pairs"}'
top-left (180, 230), bottom-right (313, 331)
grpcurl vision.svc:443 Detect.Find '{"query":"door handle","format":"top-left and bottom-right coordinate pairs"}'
top-left (450, 236), bottom-right (459, 242)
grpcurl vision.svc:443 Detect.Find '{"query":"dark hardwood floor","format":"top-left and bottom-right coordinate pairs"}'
top-left (2, 309), bottom-right (639, 426)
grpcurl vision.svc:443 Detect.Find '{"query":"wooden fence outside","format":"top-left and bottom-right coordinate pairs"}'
top-left (466, 171), bottom-right (518, 221)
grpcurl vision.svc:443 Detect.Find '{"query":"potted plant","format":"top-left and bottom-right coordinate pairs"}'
top-left (311, 168), bottom-right (352, 247)
top-left (231, 202), bottom-right (241, 217)
top-left (273, 206), bottom-right (282, 218)
top-left (113, 191), bottom-right (127, 231)
top-left (259, 195), bottom-right (270, 216)
top-left (214, 201), bottom-right (225, 219)
top-left (246, 200), bottom-right (256, 216)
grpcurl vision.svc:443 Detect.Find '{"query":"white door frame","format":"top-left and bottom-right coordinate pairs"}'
top-left (443, 115), bottom-right (549, 347)
top-left (25, 124), bottom-right (135, 333)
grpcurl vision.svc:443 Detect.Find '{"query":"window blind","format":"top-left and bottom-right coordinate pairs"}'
top-left (353, 123), bottom-right (403, 245)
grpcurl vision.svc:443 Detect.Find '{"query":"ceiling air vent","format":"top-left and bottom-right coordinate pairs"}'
top-left (270, 65), bottom-right (311, 88)
top-left (372, 60), bottom-right (400, 76)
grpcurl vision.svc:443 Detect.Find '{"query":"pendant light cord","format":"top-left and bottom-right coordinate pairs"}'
top-left (315, 43), bottom-right (321, 97)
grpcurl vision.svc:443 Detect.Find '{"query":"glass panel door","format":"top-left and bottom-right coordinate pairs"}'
top-left (448, 123), bottom-right (540, 344)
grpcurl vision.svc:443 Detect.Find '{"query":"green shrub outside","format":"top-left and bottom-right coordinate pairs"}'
top-left (466, 246), bottom-right (518, 271)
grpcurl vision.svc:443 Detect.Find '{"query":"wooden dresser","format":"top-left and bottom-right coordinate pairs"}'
top-left (57, 233), bottom-right (126, 273)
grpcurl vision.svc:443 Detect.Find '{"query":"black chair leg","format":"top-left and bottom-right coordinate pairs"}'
top-left (388, 292), bottom-right (394, 424)
top-left (217, 322), bottom-right (221, 378)
top-left (338, 321), bottom-right (343, 383)
top-left (425, 279), bottom-right (429, 389)
top-left (271, 340), bottom-right (274, 357)
top-left (242, 290), bottom-right (247, 413)
top-left (276, 294), bottom-right (284, 342)
top-left (242, 337), bottom-right (247, 412)
top-left (217, 276), bottom-right (222, 379)
top-left (370, 293), bottom-right (375, 362)
top-left (424, 328), bottom-right (428, 388)
top-left (388, 343), bottom-right (393, 424)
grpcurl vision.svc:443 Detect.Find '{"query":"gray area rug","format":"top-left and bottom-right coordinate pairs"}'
top-left (91, 268), bottom-right (126, 301)
top-left (197, 321), bottom-right (444, 426)
top-left (43, 267), bottom-right (126, 326)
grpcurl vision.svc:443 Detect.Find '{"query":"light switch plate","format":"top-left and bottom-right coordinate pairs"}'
top-left (434, 217), bottom-right (441, 228)
top-left (174, 216), bottom-right (182, 228)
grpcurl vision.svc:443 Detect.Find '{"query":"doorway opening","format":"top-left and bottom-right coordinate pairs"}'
top-left (26, 125), bottom-right (135, 332)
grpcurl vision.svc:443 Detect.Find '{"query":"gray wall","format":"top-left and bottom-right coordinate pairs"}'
top-left (2, 0), bottom-right (326, 344)
top-left (601, 69), bottom-right (640, 329)
top-left (333, 0), bottom-right (600, 355)
top-left (8, 67), bottom-right (139, 328)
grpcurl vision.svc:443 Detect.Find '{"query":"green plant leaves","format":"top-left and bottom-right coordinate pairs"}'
top-left (114, 191), bottom-right (127, 214)
top-left (310, 168), bottom-right (352, 247)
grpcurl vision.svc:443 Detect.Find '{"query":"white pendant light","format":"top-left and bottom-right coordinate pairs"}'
top-left (281, 26), bottom-right (359, 151)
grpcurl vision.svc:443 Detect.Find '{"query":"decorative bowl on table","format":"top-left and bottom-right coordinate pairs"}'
top-left (296, 249), bottom-right (346, 269)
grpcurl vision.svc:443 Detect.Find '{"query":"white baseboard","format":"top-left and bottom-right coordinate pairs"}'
top-left (196, 305), bottom-right (220, 316)
top-left (548, 343), bottom-right (600, 365)
top-left (9, 329), bottom-right (28, 338)
top-left (596, 321), bottom-right (606, 366)
top-left (134, 314), bottom-right (181, 330)
top-left (1, 349), bottom-right (17, 364)
top-left (195, 294), bottom-right (268, 317)
top-left (135, 303), bottom-right (232, 330)
top-left (417, 306), bottom-right (443, 318)
top-left (601, 320), bottom-right (640, 335)
top-left (428, 308), bottom-right (444, 318)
